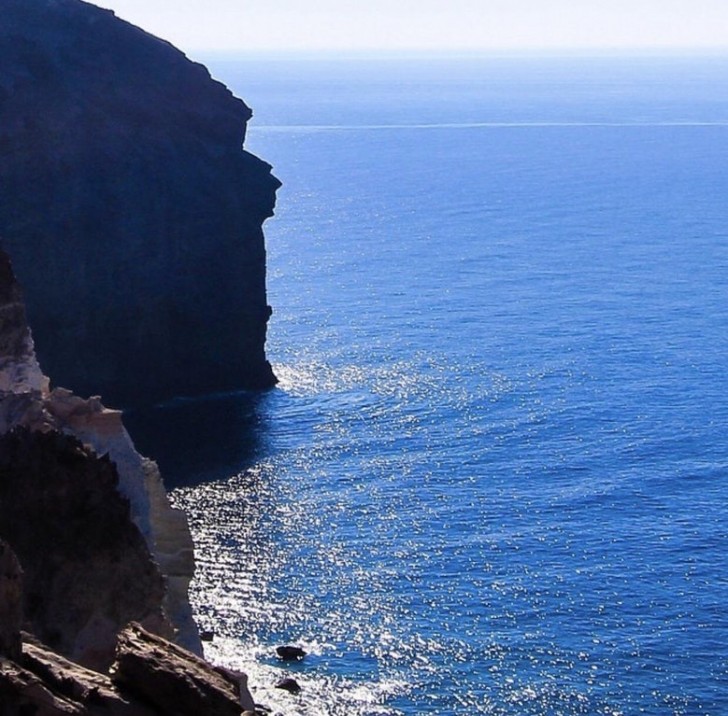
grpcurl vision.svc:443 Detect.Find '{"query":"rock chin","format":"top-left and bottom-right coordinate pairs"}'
top-left (0, 0), bottom-right (280, 407)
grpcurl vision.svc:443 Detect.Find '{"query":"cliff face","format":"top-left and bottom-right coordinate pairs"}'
top-left (0, 0), bottom-right (280, 406)
top-left (0, 249), bottom-right (200, 667)
top-left (0, 429), bottom-right (171, 670)
top-left (0, 255), bottom-right (256, 714)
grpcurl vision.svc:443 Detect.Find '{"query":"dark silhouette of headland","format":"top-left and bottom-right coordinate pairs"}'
top-left (0, 0), bottom-right (280, 407)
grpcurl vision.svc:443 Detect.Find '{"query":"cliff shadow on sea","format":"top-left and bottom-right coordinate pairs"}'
top-left (123, 391), bottom-right (276, 488)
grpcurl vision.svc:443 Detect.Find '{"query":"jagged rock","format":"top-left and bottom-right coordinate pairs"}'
top-left (0, 659), bottom-right (85, 716)
top-left (0, 249), bottom-right (200, 657)
top-left (0, 251), bottom-right (47, 396)
top-left (276, 645), bottom-right (307, 661)
top-left (0, 630), bottom-right (246, 716)
top-left (19, 637), bottom-right (158, 716)
top-left (275, 677), bottom-right (301, 695)
top-left (111, 623), bottom-right (254, 716)
top-left (213, 665), bottom-right (257, 711)
top-left (39, 387), bottom-right (200, 655)
top-left (0, 0), bottom-right (279, 406)
top-left (0, 429), bottom-right (171, 671)
top-left (0, 541), bottom-right (23, 661)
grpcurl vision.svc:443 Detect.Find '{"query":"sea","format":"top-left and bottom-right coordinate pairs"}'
top-left (126, 54), bottom-right (728, 715)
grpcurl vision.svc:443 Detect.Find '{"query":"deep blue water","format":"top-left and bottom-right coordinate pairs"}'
top-left (128, 55), bottom-right (728, 715)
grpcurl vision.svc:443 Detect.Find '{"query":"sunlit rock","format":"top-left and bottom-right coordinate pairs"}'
top-left (111, 623), bottom-right (255, 715)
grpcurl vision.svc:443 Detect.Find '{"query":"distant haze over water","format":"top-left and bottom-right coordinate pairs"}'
top-left (128, 54), bottom-right (728, 715)
top-left (96, 0), bottom-right (728, 53)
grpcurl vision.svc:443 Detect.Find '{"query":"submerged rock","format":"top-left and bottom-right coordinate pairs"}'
top-left (275, 645), bottom-right (307, 661)
top-left (275, 677), bottom-right (301, 695)
top-left (0, 0), bottom-right (280, 406)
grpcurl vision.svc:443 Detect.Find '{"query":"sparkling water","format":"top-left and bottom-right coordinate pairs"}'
top-left (127, 54), bottom-right (728, 715)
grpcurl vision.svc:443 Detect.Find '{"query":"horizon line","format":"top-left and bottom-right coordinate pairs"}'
top-left (190, 46), bottom-right (728, 60)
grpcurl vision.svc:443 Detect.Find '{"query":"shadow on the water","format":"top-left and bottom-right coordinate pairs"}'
top-left (123, 390), bottom-right (274, 488)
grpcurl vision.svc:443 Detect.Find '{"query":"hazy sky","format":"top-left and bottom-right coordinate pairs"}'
top-left (93, 0), bottom-right (728, 53)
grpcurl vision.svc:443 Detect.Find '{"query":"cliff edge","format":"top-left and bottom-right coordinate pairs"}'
top-left (0, 0), bottom-right (280, 406)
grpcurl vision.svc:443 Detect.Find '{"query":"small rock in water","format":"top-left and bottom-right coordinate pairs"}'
top-left (275, 677), bottom-right (301, 695)
top-left (200, 630), bottom-right (215, 642)
top-left (276, 645), bottom-right (306, 661)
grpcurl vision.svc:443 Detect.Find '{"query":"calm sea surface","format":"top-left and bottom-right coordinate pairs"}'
top-left (127, 55), bottom-right (728, 715)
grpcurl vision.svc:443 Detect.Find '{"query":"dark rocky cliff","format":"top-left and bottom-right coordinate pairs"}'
top-left (0, 0), bottom-right (280, 406)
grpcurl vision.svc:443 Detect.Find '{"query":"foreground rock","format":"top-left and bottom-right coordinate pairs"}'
top-left (111, 623), bottom-right (256, 715)
top-left (0, 430), bottom-right (171, 670)
top-left (0, 0), bottom-right (279, 406)
top-left (7, 636), bottom-right (158, 716)
top-left (0, 624), bottom-right (247, 716)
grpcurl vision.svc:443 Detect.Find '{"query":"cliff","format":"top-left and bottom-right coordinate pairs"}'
top-left (0, 249), bottom-right (199, 667)
top-left (0, 0), bottom-right (280, 407)
top-left (0, 250), bottom-right (263, 712)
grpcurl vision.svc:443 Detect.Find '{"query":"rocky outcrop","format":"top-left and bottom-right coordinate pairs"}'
top-left (0, 0), bottom-right (279, 407)
top-left (0, 429), bottom-right (171, 671)
top-left (0, 249), bottom-right (200, 664)
top-left (0, 249), bottom-right (263, 713)
top-left (111, 623), bottom-right (256, 714)
top-left (0, 624), bottom-right (248, 716)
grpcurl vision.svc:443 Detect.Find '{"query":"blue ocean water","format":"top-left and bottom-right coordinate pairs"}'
top-left (128, 55), bottom-right (728, 715)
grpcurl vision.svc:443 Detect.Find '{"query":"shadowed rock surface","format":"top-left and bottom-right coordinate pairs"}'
top-left (0, 541), bottom-right (23, 662)
top-left (0, 428), bottom-right (171, 671)
top-left (0, 625), bottom-right (248, 716)
top-left (0, 0), bottom-right (280, 406)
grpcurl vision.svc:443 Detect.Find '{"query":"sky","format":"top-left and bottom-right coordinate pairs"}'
top-left (92, 0), bottom-right (728, 54)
